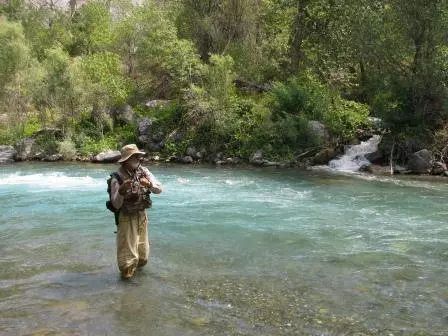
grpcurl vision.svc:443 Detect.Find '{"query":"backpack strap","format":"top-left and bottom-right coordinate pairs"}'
top-left (110, 172), bottom-right (123, 228)
top-left (111, 172), bottom-right (123, 185)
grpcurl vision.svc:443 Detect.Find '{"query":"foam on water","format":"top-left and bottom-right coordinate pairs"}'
top-left (0, 172), bottom-right (102, 190)
top-left (329, 135), bottom-right (381, 172)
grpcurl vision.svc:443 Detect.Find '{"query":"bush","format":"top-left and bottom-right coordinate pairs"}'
top-left (324, 99), bottom-right (370, 139)
top-left (269, 74), bottom-right (370, 142)
top-left (58, 138), bottom-right (77, 160)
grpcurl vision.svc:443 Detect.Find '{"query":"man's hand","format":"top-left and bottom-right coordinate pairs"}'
top-left (140, 177), bottom-right (152, 189)
top-left (118, 180), bottom-right (133, 195)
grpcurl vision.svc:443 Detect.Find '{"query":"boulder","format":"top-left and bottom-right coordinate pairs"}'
top-left (193, 151), bottom-right (203, 160)
top-left (146, 141), bottom-right (164, 152)
top-left (186, 146), bottom-right (197, 157)
top-left (431, 161), bottom-right (447, 175)
top-left (0, 145), bottom-right (16, 164)
top-left (152, 132), bottom-right (164, 143)
top-left (308, 121), bottom-right (330, 141)
top-left (311, 148), bottom-right (338, 165)
top-left (137, 118), bottom-right (153, 136)
top-left (112, 104), bottom-right (135, 124)
top-left (43, 154), bottom-right (62, 162)
top-left (180, 156), bottom-right (193, 164)
top-left (145, 100), bottom-right (171, 108)
top-left (365, 150), bottom-right (384, 164)
top-left (407, 149), bottom-right (433, 174)
top-left (359, 164), bottom-right (373, 173)
top-left (92, 151), bottom-right (121, 163)
top-left (137, 135), bottom-right (150, 146)
top-left (16, 138), bottom-right (36, 161)
top-left (263, 161), bottom-right (280, 167)
top-left (250, 150), bottom-right (264, 166)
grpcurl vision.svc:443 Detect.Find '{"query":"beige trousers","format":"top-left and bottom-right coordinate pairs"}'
top-left (116, 211), bottom-right (150, 274)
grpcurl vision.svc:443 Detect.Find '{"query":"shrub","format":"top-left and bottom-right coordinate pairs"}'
top-left (58, 138), bottom-right (77, 160)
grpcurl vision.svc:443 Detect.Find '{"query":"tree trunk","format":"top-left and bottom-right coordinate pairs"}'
top-left (289, 0), bottom-right (309, 73)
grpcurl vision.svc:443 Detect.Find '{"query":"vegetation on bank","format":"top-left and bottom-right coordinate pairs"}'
top-left (0, 0), bottom-right (447, 165)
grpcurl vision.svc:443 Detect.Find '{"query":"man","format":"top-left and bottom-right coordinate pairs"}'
top-left (110, 144), bottom-right (163, 279)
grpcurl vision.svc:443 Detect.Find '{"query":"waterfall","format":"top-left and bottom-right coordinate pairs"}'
top-left (329, 135), bottom-right (381, 172)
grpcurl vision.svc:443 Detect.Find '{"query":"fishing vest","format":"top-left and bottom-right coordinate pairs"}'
top-left (119, 167), bottom-right (152, 214)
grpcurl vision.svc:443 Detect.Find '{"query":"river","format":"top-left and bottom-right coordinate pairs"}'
top-left (0, 163), bottom-right (447, 335)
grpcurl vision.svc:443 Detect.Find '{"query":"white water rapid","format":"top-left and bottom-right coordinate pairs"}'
top-left (329, 135), bottom-right (382, 172)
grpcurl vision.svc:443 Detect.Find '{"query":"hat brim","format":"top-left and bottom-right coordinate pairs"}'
top-left (118, 151), bottom-right (146, 163)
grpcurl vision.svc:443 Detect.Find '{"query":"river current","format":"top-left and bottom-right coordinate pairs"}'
top-left (0, 163), bottom-right (447, 335)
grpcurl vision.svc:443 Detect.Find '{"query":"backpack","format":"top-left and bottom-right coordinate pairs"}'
top-left (106, 172), bottom-right (123, 226)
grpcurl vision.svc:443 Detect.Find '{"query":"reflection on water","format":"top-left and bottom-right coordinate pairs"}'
top-left (0, 163), bottom-right (447, 335)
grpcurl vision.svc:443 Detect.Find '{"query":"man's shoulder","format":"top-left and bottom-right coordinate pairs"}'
top-left (141, 166), bottom-right (152, 175)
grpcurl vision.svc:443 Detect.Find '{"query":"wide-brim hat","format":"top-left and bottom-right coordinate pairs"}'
top-left (118, 144), bottom-right (146, 163)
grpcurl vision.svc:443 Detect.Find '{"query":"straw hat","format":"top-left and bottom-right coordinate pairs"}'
top-left (118, 144), bottom-right (146, 163)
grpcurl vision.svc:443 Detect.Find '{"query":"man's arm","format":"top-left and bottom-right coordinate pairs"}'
top-left (142, 168), bottom-right (163, 194)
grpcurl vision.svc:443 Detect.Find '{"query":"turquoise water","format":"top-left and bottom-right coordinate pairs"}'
top-left (0, 163), bottom-right (447, 335)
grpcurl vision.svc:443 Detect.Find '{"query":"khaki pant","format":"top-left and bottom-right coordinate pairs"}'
top-left (116, 211), bottom-right (150, 275)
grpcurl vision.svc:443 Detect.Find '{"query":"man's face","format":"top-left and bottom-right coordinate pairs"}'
top-left (125, 155), bottom-right (141, 171)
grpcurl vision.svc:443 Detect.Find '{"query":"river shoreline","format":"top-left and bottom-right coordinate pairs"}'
top-left (4, 159), bottom-right (448, 184)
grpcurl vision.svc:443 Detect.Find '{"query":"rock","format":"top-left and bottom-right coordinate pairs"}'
top-left (193, 151), bottom-right (203, 160)
top-left (146, 141), bottom-right (164, 152)
top-left (33, 152), bottom-right (46, 160)
top-left (15, 138), bottom-right (36, 161)
top-left (43, 154), bottom-right (62, 162)
top-left (263, 161), bottom-right (280, 167)
top-left (365, 150), bottom-right (384, 164)
top-left (112, 104), bottom-right (135, 124)
top-left (311, 148), bottom-right (338, 165)
top-left (92, 151), bottom-right (121, 163)
top-left (137, 118), bottom-right (153, 136)
top-left (152, 132), bottom-right (164, 143)
top-left (431, 161), bottom-right (447, 175)
top-left (181, 156), bottom-right (193, 164)
top-left (145, 100), bottom-right (171, 108)
top-left (356, 129), bottom-right (375, 142)
top-left (250, 150), bottom-right (264, 166)
top-left (137, 135), bottom-right (149, 146)
top-left (186, 147), bottom-right (197, 157)
top-left (407, 149), bottom-right (433, 174)
top-left (0, 145), bottom-right (16, 164)
top-left (359, 164), bottom-right (373, 173)
top-left (308, 121), bottom-right (330, 141)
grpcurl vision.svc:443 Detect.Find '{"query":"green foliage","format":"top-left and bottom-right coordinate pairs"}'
top-left (76, 135), bottom-right (118, 156)
top-left (116, 1), bottom-right (201, 99)
top-left (80, 51), bottom-right (130, 106)
top-left (70, 1), bottom-right (116, 55)
top-left (58, 138), bottom-right (77, 160)
top-left (269, 74), bottom-right (370, 141)
top-left (183, 54), bottom-right (236, 128)
top-left (269, 75), bottom-right (331, 121)
top-left (22, 116), bottom-right (41, 137)
top-left (324, 99), bottom-right (370, 139)
top-left (0, 18), bottom-right (30, 96)
top-left (0, 0), bottom-right (446, 163)
top-left (35, 133), bottom-right (58, 155)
